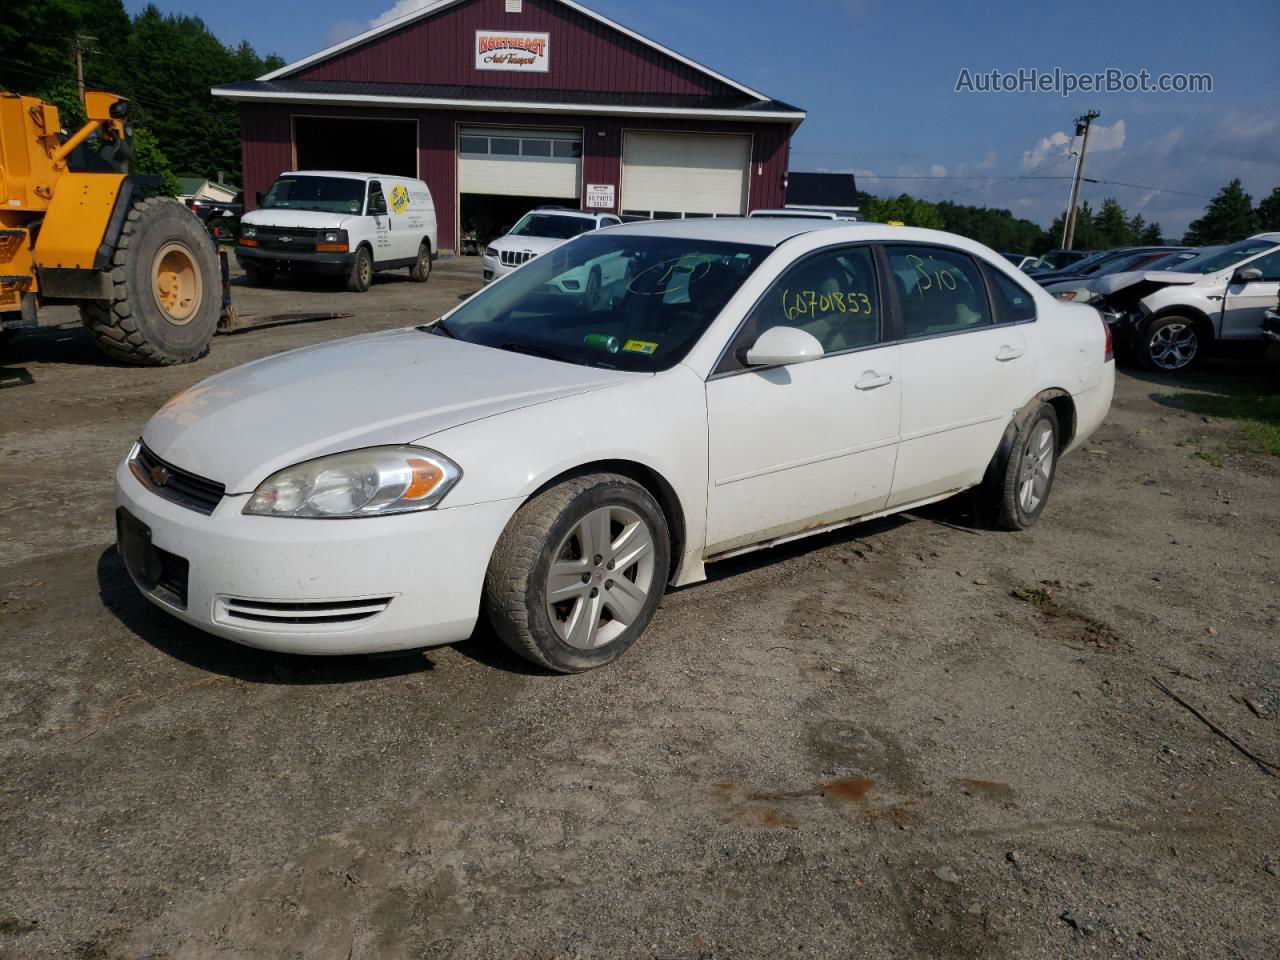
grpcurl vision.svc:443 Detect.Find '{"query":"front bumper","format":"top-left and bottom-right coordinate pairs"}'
top-left (114, 457), bottom-right (519, 655)
top-left (481, 254), bottom-right (512, 284)
top-left (236, 246), bottom-right (355, 275)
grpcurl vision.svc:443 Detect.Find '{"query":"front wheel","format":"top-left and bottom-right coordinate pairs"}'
top-left (483, 474), bottom-right (671, 673)
top-left (986, 403), bottom-right (1059, 531)
top-left (1139, 315), bottom-right (1201, 373)
top-left (346, 246), bottom-right (373, 293)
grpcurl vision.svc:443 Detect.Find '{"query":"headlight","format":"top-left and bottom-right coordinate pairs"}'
top-left (484, 247), bottom-right (499, 258)
top-left (1056, 291), bottom-right (1077, 301)
top-left (321, 229), bottom-right (348, 244)
top-left (240, 225), bottom-right (256, 239)
top-left (244, 446), bottom-right (461, 518)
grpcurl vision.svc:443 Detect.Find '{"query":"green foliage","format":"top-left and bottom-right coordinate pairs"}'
top-left (129, 126), bottom-right (181, 196)
top-left (864, 193), bottom-right (945, 229)
top-left (2, 0), bottom-right (278, 186)
top-left (1257, 187), bottom-right (1280, 232)
top-left (934, 201), bottom-right (1045, 254)
top-left (1184, 179), bottom-right (1260, 245)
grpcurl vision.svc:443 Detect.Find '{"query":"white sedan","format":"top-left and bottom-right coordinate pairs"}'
top-left (116, 220), bottom-right (1114, 672)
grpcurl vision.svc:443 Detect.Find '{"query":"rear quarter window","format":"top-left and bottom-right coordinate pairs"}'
top-left (986, 267), bottom-right (1038, 323)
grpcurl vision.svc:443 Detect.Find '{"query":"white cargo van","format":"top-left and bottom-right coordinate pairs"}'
top-left (237, 171), bottom-right (437, 292)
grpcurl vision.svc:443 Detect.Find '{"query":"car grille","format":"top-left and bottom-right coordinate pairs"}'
top-left (130, 443), bottom-right (225, 515)
top-left (254, 226), bottom-right (319, 253)
top-left (500, 249), bottom-right (536, 267)
top-left (215, 596), bottom-right (394, 628)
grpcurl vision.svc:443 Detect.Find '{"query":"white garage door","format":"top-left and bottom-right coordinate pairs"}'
top-left (622, 132), bottom-right (750, 217)
top-left (459, 127), bottom-right (581, 199)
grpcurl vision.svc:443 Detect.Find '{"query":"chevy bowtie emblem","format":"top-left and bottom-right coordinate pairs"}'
top-left (149, 464), bottom-right (171, 487)
top-left (279, 236), bottom-right (293, 243)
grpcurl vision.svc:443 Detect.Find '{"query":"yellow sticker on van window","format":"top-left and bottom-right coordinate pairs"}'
top-left (623, 339), bottom-right (658, 355)
top-left (389, 183), bottom-right (410, 215)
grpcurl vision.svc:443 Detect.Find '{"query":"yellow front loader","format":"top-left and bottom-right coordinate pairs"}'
top-left (0, 90), bottom-right (219, 364)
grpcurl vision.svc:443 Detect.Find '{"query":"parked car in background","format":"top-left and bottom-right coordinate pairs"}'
top-left (1002, 253), bottom-right (1038, 271)
top-left (749, 208), bottom-right (864, 221)
top-left (1045, 248), bottom-right (1196, 304)
top-left (483, 208), bottom-right (621, 284)
top-left (1092, 234), bottom-right (1280, 371)
top-left (178, 177), bottom-right (241, 240)
top-left (116, 219), bottom-right (1112, 673)
top-left (237, 171), bottom-right (437, 293)
top-left (1024, 249), bottom-right (1093, 273)
top-left (1028, 247), bottom-right (1177, 287)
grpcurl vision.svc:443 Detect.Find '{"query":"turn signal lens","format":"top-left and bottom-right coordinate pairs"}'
top-left (244, 446), bottom-right (462, 518)
top-left (240, 237), bottom-right (258, 247)
top-left (316, 243), bottom-right (349, 252)
top-left (1056, 291), bottom-right (1077, 301)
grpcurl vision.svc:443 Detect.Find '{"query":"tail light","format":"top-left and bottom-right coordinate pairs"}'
top-left (1101, 313), bottom-right (1113, 360)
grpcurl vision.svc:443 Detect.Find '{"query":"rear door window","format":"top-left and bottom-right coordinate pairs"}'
top-left (886, 246), bottom-right (993, 338)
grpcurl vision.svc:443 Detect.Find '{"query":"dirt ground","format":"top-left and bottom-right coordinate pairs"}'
top-left (1, 258), bottom-right (1277, 960)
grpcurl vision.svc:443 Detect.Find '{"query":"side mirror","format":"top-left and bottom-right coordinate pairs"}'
top-left (744, 326), bottom-right (825, 367)
top-left (254, 191), bottom-right (265, 206)
top-left (1234, 266), bottom-right (1263, 284)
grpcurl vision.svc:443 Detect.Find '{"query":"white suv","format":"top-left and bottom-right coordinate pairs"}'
top-left (483, 209), bottom-right (621, 284)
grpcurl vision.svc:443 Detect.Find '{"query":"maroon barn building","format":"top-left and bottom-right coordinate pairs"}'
top-left (212, 0), bottom-right (805, 253)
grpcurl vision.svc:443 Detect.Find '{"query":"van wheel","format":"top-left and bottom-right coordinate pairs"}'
top-left (346, 246), bottom-right (373, 293)
top-left (409, 242), bottom-right (432, 283)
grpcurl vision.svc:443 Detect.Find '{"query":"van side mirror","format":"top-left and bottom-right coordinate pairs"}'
top-left (744, 326), bottom-right (825, 367)
top-left (1234, 266), bottom-right (1263, 284)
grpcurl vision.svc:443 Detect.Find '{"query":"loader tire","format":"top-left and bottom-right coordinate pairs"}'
top-left (80, 197), bottom-right (220, 365)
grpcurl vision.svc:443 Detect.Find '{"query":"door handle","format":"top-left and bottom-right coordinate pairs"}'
top-left (995, 345), bottom-right (1025, 361)
top-left (855, 372), bottom-right (894, 390)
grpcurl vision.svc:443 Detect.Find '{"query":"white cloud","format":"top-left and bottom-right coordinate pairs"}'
top-left (930, 164), bottom-right (947, 177)
top-left (327, 20), bottom-right (369, 45)
top-left (1022, 119), bottom-right (1126, 170)
top-left (371, 0), bottom-right (434, 29)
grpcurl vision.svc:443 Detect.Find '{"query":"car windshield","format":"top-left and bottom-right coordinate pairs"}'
top-left (1174, 239), bottom-right (1280, 275)
top-left (261, 176), bottom-right (365, 214)
top-left (1142, 250), bottom-right (1202, 271)
top-left (510, 213), bottom-right (598, 240)
top-left (1095, 252), bottom-right (1164, 276)
top-left (434, 234), bottom-right (771, 372)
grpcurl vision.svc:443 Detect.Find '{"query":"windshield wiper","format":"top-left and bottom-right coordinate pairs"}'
top-left (499, 341), bottom-right (574, 364)
top-left (417, 318), bottom-right (456, 338)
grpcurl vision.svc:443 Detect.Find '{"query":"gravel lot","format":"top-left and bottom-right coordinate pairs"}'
top-left (2, 258), bottom-right (1277, 960)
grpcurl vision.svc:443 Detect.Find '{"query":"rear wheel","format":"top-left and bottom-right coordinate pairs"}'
top-left (1139, 315), bottom-right (1202, 373)
top-left (483, 474), bottom-right (670, 673)
top-left (409, 242), bottom-right (432, 283)
top-left (346, 246), bottom-right (373, 293)
top-left (80, 197), bottom-right (219, 365)
top-left (985, 403), bottom-right (1060, 531)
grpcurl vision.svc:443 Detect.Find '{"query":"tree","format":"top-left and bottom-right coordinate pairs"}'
top-left (1048, 201), bottom-right (1097, 251)
top-left (1093, 197), bottom-right (1134, 248)
top-left (129, 126), bottom-right (180, 196)
top-left (1257, 187), bottom-right (1280, 232)
top-left (1184, 179), bottom-right (1260, 245)
top-left (865, 193), bottom-right (945, 229)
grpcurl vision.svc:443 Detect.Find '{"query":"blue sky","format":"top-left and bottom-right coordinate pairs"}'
top-left (128, 0), bottom-right (1280, 238)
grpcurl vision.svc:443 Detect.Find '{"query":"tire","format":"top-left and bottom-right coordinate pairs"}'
top-left (346, 246), bottom-right (373, 293)
top-left (987, 403), bottom-right (1060, 531)
top-left (409, 242), bottom-right (432, 283)
top-left (483, 473), bottom-right (671, 673)
top-left (1138, 314), bottom-right (1202, 373)
top-left (80, 197), bottom-right (220, 365)
top-left (242, 262), bottom-right (274, 286)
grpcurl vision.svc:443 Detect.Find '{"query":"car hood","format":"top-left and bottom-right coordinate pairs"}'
top-left (241, 209), bottom-right (359, 230)
top-left (1091, 270), bottom-right (1203, 296)
top-left (491, 234), bottom-right (567, 255)
top-left (142, 328), bottom-right (638, 493)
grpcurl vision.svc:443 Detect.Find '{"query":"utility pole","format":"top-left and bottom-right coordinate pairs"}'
top-left (1062, 109), bottom-right (1100, 250)
top-left (73, 34), bottom-right (95, 101)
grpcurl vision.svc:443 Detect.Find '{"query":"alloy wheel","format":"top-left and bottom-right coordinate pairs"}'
top-left (1148, 322), bottom-right (1198, 370)
top-left (1018, 420), bottom-right (1055, 514)
top-left (545, 505), bottom-right (656, 649)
